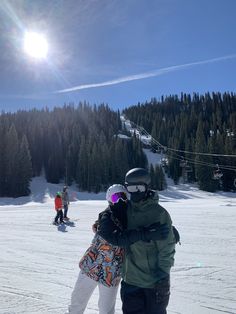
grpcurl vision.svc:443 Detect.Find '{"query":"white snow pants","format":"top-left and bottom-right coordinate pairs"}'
top-left (68, 271), bottom-right (119, 314)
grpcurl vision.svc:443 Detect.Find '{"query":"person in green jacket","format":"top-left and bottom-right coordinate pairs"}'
top-left (98, 168), bottom-right (176, 314)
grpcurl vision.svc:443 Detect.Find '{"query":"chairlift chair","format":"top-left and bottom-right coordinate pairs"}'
top-left (161, 157), bottom-right (168, 167)
top-left (213, 169), bottom-right (223, 180)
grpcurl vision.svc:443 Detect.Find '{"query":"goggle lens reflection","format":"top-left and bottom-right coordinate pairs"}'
top-left (111, 192), bottom-right (127, 203)
top-left (126, 185), bottom-right (146, 193)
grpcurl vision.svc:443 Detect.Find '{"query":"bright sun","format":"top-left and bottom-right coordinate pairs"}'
top-left (23, 31), bottom-right (48, 60)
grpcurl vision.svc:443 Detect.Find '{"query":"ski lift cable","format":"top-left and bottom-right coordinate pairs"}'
top-left (126, 118), bottom-right (236, 174)
top-left (151, 135), bottom-right (236, 170)
top-left (151, 137), bottom-right (236, 171)
top-left (167, 147), bottom-right (236, 158)
top-left (168, 150), bottom-right (236, 170)
top-left (151, 134), bottom-right (236, 158)
top-left (131, 122), bottom-right (165, 147)
top-left (130, 119), bottom-right (236, 172)
top-left (166, 149), bottom-right (236, 169)
top-left (139, 133), bottom-right (236, 172)
top-left (168, 154), bottom-right (236, 172)
top-left (131, 121), bottom-right (236, 158)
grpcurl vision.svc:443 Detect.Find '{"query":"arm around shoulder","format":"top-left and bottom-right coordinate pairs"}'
top-left (97, 211), bottom-right (146, 247)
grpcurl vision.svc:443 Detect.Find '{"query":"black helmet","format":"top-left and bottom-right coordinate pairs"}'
top-left (125, 168), bottom-right (151, 186)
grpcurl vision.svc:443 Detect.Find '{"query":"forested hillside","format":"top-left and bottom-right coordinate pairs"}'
top-left (123, 92), bottom-right (236, 192)
top-left (1, 92), bottom-right (235, 197)
top-left (0, 103), bottom-right (147, 197)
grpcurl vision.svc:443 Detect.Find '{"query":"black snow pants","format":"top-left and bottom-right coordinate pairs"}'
top-left (120, 279), bottom-right (170, 314)
top-left (54, 209), bottom-right (64, 223)
top-left (63, 204), bottom-right (68, 218)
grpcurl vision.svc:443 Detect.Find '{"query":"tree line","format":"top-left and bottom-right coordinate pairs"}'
top-left (123, 92), bottom-right (236, 192)
top-left (1, 92), bottom-right (235, 197)
top-left (0, 103), bottom-right (147, 197)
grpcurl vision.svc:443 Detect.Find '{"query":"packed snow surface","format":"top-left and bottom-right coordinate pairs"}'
top-left (0, 176), bottom-right (235, 314)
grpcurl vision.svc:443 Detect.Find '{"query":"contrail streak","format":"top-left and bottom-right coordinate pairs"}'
top-left (56, 54), bottom-right (236, 94)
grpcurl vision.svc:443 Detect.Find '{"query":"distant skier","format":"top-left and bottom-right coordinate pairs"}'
top-left (62, 185), bottom-right (70, 220)
top-left (53, 192), bottom-right (64, 225)
top-left (67, 184), bottom-right (168, 314)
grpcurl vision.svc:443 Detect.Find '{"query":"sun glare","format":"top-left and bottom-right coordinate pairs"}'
top-left (23, 31), bottom-right (48, 60)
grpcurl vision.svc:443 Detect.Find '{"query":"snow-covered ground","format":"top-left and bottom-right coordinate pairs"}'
top-left (1, 143), bottom-right (236, 314)
top-left (0, 175), bottom-right (235, 314)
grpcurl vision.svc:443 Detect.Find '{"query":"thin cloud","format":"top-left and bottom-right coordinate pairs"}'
top-left (56, 54), bottom-right (236, 94)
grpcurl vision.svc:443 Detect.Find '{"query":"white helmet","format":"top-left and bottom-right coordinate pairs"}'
top-left (106, 184), bottom-right (129, 204)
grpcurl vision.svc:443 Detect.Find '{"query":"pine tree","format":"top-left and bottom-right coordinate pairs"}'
top-left (44, 128), bottom-right (64, 184)
top-left (155, 165), bottom-right (167, 191)
top-left (0, 118), bottom-right (6, 196)
top-left (5, 124), bottom-right (20, 197)
top-left (15, 135), bottom-right (33, 196)
top-left (195, 121), bottom-right (217, 192)
top-left (76, 137), bottom-right (88, 190)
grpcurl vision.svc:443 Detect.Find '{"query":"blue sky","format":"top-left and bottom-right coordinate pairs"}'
top-left (0, 0), bottom-right (236, 111)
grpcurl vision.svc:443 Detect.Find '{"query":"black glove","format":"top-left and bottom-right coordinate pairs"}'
top-left (141, 222), bottom-right (169, 241)
top-left (110, 199), bottom-right (128, 227)
top-left (155, 276), bottom-right (170, 305)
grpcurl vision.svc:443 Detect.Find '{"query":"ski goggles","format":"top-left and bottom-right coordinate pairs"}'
top-left (126, 185), bottom-right (146, 193)
top-left (111, 192), bottom-right (128, 204)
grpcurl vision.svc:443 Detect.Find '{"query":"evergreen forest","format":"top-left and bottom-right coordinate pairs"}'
top-left (1, 92), bottom-right (235, 197)
top-left (0, 103), bottom-right (147, 197)
top-left (123, 92), bottom-right (236, 192)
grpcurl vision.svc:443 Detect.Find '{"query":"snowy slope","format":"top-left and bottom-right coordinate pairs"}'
top-left (0, 182), bottom-right (112, 314)
top-left (0, 175), bottom-right (236, 314)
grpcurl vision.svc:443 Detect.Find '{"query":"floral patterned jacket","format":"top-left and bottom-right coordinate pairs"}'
top-left (79, 233), bottom-right (124, 287)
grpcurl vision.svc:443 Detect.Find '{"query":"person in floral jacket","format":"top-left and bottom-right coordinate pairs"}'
top-left (67, 185), bottom-right (128, 314)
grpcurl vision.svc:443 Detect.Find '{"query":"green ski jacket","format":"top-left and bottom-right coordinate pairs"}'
top-left (122, 192), bottom-right (176, 288)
